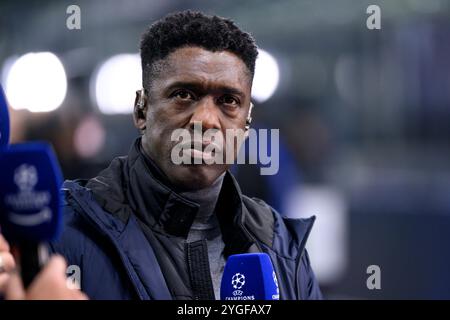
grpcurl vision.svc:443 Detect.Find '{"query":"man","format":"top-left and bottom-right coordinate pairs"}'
top-left (50, 10), bottom-right (322, 300)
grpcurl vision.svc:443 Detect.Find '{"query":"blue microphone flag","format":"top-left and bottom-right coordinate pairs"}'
top-left (0, 142), bottom-right (63, 242)
top-left (220, 253), bottom-right (280, 300)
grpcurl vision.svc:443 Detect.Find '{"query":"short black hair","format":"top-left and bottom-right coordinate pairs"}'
top-left (140, 10), bottom-right (258, 89)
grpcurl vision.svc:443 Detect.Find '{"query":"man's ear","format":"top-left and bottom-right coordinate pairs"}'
top-left (133, 88), bottom-right (147, 132)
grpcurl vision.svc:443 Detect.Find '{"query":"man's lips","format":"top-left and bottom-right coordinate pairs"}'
top-left (178, 141), bottom-right (223, 161)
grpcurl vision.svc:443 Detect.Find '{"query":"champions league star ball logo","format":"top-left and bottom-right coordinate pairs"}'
top-left (232, 273), bottom-right (245, 290)
top-left (14, 164), bottom-right (38, 192)
top-left (231, 273), bottom-right (245, 297)
top-left (5, 163), bottom-right (52, 226)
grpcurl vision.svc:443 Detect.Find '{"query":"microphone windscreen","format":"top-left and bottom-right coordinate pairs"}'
top-left (220, 253), bottom-right (280, 300)
top-left (0, 85), bottom-right (9, 148)
top-left (0, 142), bottom-right (63, 243)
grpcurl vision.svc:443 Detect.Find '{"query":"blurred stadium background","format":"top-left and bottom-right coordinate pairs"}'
top-left (1, 0), bottom-right (450, 299)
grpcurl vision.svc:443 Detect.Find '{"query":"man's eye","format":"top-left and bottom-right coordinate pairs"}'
top-left (219, 95), bottom-right (240, 107)
top-left (172, 90), bottom-right (195, 101)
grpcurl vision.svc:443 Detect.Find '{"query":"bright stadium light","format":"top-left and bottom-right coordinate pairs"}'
top-left (92, 54), bottom-right (141, 114)
top-left (251, 49), bottom-right (280, 103)
top-left (4, 52), bottom-right (67, 112)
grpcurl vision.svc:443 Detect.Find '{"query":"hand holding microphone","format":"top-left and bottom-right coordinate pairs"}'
top-left (0, 144), bottom-right (88, 300)
top-left (0, 142), bottom-right (64, 287)
top-left (0, 233), bottom-right (87, 300)
top-left (4, 254), bottom-right (88, 300)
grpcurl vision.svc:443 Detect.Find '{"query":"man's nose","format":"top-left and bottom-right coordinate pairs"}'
top-left (189, 98), bottom-right (221, 132)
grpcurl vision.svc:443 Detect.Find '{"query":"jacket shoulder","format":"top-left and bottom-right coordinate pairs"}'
top-left (50, 189), bottom-right (93, 264)
top-left (242, 196), bottom-right (323, 300)
top-left (242, 195), bottom-right (315, 253)
top-left (50, 185), bottom-right (135, 299)
top-left (51, 185), bottom-right (115, 276)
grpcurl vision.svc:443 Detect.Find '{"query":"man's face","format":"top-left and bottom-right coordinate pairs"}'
top-left (134, 46), bottom-right (252, 191)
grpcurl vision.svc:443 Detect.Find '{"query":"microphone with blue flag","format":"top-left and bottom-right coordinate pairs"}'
top-left (0, 142), bottom-right (63, 287)
top-left (220, 253), bottom-right (280, 300)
